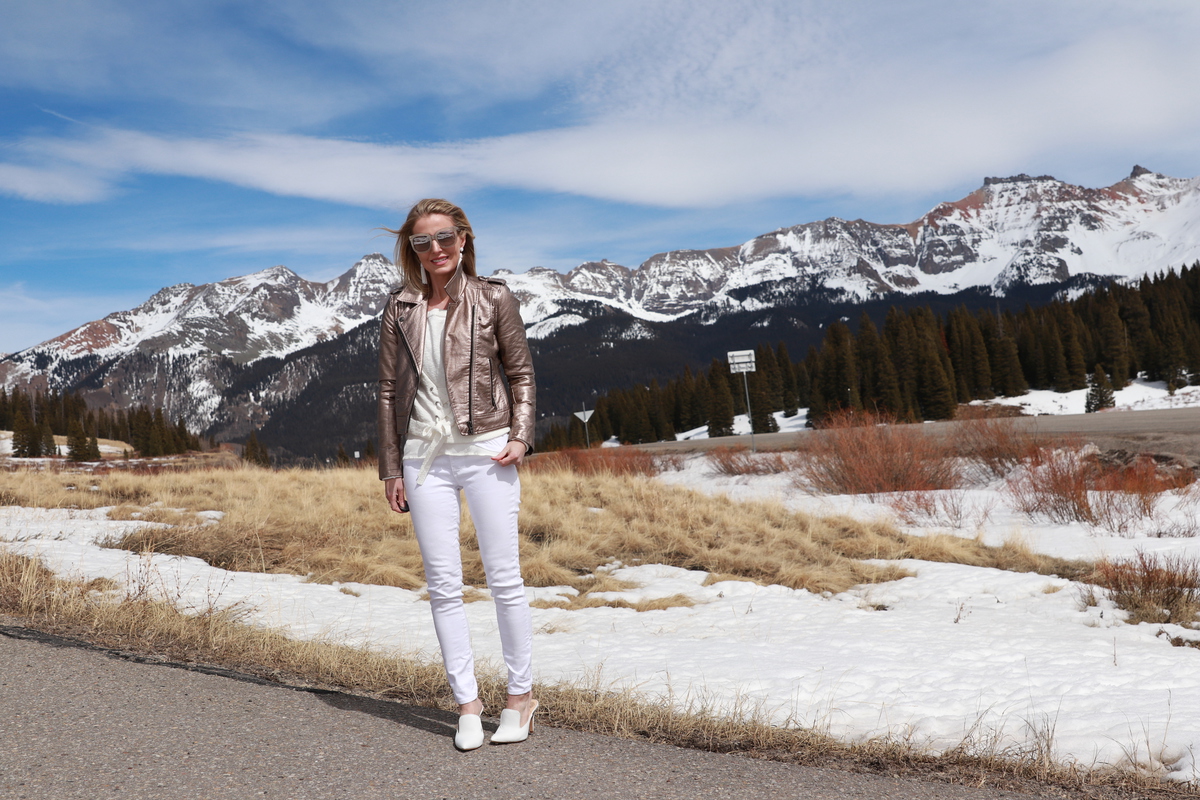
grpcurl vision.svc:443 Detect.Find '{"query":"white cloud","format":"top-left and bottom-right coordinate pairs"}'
top-left (0, 162), bottom-right (112, 203)
top-left (2, 2), bottom-right (1200, 211)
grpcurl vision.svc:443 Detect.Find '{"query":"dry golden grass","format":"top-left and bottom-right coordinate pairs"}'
top-left (1, 549), bottom-right (1187, 799)
top-left (0, 462), bottom-right (1090, 605)
top-left (531, 592), bottom-right (696, 612)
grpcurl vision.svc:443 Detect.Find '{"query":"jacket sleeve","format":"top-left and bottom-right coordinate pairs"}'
top-left (377, 297), bottom-right (404, 480)
top-left (494, 285), bottom-right (537, 452)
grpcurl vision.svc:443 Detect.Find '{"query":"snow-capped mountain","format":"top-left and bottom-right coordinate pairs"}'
top-left (503, 166), bottom-right (1200, 335)
top-left (3, 166), bottom-right (1199, 446)
top-left (0, 254), bottom-right (400, 428)
top-left (13, 254), bottom-right (396, 369)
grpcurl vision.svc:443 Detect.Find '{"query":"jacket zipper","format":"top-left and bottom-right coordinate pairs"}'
top-left (468, 305), bottom-right (476, 434)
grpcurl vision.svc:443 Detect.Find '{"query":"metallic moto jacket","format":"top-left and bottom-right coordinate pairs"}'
top-left (376, 266), bottom-right (536, 480)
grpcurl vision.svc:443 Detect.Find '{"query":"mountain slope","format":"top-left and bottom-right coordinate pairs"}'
top-left (3, 166), bottom-right (1199, 453)
top-left (502, 167), bottom-right (1200, 334)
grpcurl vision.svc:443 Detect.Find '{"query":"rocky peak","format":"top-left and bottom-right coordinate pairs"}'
top-left (983, 173), bottom-right (1057, 186)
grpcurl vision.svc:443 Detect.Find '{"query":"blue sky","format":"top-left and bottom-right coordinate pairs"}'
top-left (2, 1), bottom-right (1200, 354)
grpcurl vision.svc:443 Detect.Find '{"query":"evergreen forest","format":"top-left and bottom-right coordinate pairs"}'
top-left (538, 265), bottom-right (1200, 450)
top-left (0, 387), bottom-right (201, 459)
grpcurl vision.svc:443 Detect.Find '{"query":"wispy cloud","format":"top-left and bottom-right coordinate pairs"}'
top-left (3, 1), bottom-right (1198, 212)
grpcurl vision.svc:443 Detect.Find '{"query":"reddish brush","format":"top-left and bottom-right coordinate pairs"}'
top-left (794, 409), bottom-right (961, 496)
top-left (1007, 450), bottom-right (1196, 532)
top-left (706, 447), bottom-right (793, 476)
top-left (524, 447), bottom-right (659, 476)
top-left (955, 415), bottom-right (1044, 480)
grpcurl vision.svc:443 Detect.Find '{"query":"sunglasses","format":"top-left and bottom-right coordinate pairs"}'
top-left (409, 227), bottom-right (460, 253)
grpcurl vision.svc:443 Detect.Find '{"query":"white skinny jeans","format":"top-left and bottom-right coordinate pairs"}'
top-left (403, 455), bottom-right (532, 704)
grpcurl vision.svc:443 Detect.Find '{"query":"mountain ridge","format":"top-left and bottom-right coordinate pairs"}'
top-left (4, 166), bottom-right (1200, 452)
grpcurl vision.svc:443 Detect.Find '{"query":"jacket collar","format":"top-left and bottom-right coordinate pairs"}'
top-left (396, 262), bottom-right (469, 305)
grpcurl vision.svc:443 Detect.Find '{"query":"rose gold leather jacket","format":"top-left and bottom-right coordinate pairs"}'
top-left (377, 266), bottom-right (536, 480)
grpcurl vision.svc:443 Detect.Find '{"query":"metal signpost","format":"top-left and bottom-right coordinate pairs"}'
top-left (727, 349), bottom-right (757, 453)
top-left (573, 405), bottom-right (595, 449)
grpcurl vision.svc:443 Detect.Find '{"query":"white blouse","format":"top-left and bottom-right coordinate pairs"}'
top-left (403, 308), bottom-right (508, 483)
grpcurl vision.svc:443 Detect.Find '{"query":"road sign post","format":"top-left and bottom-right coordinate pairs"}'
top-left (727, 349), bottom-right (757, 453)
top-left (573, 405), bottom-right (595, 449)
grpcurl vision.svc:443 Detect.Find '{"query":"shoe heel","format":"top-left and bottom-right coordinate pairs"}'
top-left (491, 699), bottom-right (538, 744)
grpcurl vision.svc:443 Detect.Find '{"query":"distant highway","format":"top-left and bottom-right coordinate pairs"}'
top-left (634, 406), bottom-right (1200, 464)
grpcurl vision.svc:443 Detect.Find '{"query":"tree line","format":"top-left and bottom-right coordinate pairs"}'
top-left (538, 264), bottom-right (1200, 449)
top-left (1, 387), bottom-right (201, 459)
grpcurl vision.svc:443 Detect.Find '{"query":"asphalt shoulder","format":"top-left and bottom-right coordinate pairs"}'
top-left (0, 625), bottom-right (1053, 800)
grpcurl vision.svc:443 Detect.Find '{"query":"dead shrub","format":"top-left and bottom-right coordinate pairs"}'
top-left (954, 415), bottom-right (1044, 481)
top-left (706, 447), bottom-right (794, 476)
top-left (793, 410), bottom-right (961, 496)
top-left (654, 453), bottom-right (687, 472)
top-left (1094, 456), bottom-right (1193, 506)
top-left (525, 447), bottom-right (659, 476)
top-left (1006, 448), bottom-right (1095, 524)
top-left (1091, 551), bottom-right (1200, 627)
top-left (1007, 450), bottom-right (1195, 533)
top-left (887, 489), bottom-right (994, 529)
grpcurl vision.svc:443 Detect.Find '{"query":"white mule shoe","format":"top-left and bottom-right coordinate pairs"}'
top-left (490, 699), bottom-right (538, 744)
top-left (454, 712), bottom-right (485, 751)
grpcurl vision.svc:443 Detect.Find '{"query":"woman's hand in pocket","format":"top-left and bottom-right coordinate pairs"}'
top-left (491, 440), bottom-right (527, 467)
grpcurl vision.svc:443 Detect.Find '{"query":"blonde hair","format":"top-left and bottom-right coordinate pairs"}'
top-left (383, 198), bottom-right (476, 294)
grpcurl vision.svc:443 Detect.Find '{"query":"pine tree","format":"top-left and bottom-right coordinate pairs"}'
top-left (67, 419), bottom-right (91, 461)
top-left (1058, 310), bottom-right (1088, 391)
top-left (915, 332), bottom-right (956, 420)
top-left (39, 420), bottom-right (57, 457)
top-left (86, 434), bottom-right (102, 461)
top-left (755, 344), bottom-right (783, 412)
top-left (1045, 318), bottom-right (1070, 391)
top-left (243, 431), bottom-right (271, 467)
top-left (1085, 368), bottom-right (1115, 413)
top-left (794, 358), bottom-right (812, 408)
top-left (336, 442), bottom-right (351, 466)
top-left (776, 342), bottom-right (799, 417)
top-left (817, 322), bottom-right (860, 415)
top-left (707, 362), bottom-right (735, 438)
top-left (11, 407), bottom-right (38, 458)
top-left (870, 338), bottom-right (903, 417)
top-left (883, 308), bottom-right (919, 419)
top-left (747, 371), bottom-right (779, 434)
top-left (966, 312), bottom-right (994, 399)
top-left (690, 371), bottom-right (712, 430)
top-left (855, 313), bottom-right (883, 410)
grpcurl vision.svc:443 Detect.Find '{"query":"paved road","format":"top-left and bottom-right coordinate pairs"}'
top-left (0, 626), bottom-right (1057, 800)
top-left (636, 407), bottom-right (1200, 464)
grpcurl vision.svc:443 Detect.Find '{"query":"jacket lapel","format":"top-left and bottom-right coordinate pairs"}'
top-left (395, 291), bottom-right (426, 374)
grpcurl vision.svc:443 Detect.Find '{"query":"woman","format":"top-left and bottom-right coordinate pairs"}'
top-left (378, 198), bottom-right (537, 751)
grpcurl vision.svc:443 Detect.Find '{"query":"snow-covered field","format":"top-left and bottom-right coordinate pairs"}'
top-left (3, 377), bottom-right (1200, 780)
top-left (982, 379), bottom-right (1200, 417)
top-left (4, 450), bottom-right (1200, 781)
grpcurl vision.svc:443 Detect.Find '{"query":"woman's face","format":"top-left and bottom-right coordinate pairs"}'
top-left (412, 213), bottom-right (465, 283)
